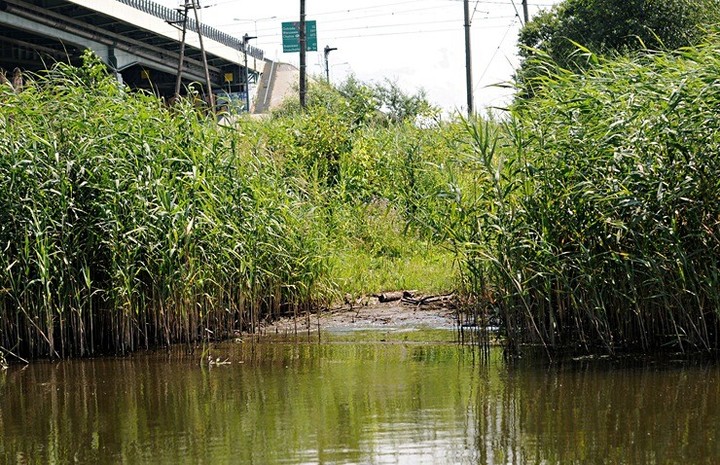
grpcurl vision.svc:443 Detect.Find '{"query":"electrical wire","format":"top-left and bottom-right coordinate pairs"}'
top-left (320, 16), bottom-right (515, 35)
top-left (258, 19), bottom-right (521, 48)
top-left (471, 1), bottom-right (489, 23)
top-left (194, 0), bottom-right (562, 62)
top-left (475, 17), bottom-right (518, 89)
top-left (508, 0), bottom-right (524, 26)
top-left (217, 4), bottom-right (460, 33)
top-left (241, 14), bottom-right (518, 46)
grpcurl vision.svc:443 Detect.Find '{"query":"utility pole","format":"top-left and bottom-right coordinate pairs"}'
top-left (171, 1), bottom-right (214, 108)
top-left (522, 0), bottom-right (529, 24)
top-left (463, 0), bottom-right (473, 116)
top-left (299, 0), bottom-right (307, 108)
top-left (173, 3), bottom-right (189, 99)
top-left (324, 45), bottom-right (337, 82)
top-left (243, 33), bottom-right (257, 112)
top-left (190, 0), bottom-right (214, 109)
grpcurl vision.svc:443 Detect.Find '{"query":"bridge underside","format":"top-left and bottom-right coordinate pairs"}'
top-left (0, 0), bottom-right (260, 102)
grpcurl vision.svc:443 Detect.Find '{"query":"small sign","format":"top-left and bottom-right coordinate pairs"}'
top-left (282, 20), bottom-right (317, 53)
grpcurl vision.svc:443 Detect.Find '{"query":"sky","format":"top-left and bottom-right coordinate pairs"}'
top-left (153, 0), bottom-right (563, 114)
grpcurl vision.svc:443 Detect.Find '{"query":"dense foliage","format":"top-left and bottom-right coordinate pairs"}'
top-left (5, 30), bottom-right (720, 360)
top-left (0, 53), bottom-right (456, 360)
top-left (0, 53), bottom-right (331, 358)
top-left (516, 0), bottom-right (720, 96)
top-left (445, 34), bottom-right (720, 354)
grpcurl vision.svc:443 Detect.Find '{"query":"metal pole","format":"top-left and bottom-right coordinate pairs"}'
top-left (191, 0), bottom-right (215, 109)
top-left (324, 45), bottom-right (337, 82)
top-left (522, 0), bottom-right (529, 24)
top-left (463, 0), bottom-right (473, 116)
top-left (174, 3), bottom-right (189, 99)
top-left (299, 0), bottom-right (306, 108)
top-left (243, 33), bottom-right (256, 113)
top-left (244, 43), bottom-right (249, 112)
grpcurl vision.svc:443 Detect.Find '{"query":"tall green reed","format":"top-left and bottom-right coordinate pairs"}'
top-left (0, 53), bottom-right (330, 359)
top-left (443, 34), bottom-right (720, 355)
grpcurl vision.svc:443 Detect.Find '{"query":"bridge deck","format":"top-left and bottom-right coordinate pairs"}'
top-left (0, 0), bottom-right (266, 102)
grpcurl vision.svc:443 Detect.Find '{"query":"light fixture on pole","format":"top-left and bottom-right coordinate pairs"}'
top-left (243, 33), bottom-right (257, 113)
top-left (324, 45), bottom-right (337, 82)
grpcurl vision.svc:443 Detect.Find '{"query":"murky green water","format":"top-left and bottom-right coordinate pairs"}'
top-left (1, 334), bottom-right (719, 464)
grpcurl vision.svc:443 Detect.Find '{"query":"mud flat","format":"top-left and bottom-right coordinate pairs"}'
top-left (260, 293), bottom-right (459, 340)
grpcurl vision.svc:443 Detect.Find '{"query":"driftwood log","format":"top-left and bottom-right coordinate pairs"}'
top-left (376, 290), bottom-right (417, 303)
top-left (401, 292), bottom-right (456, 306)
top-left (374, 290), bottom-right (456, 307)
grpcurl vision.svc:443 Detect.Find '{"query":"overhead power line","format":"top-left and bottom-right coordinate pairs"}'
top-left (257, 21), bottom-right (520, 47)
top-left (249, 13), bottom-right (518, 37)
top-left (475, 18), bottom-right (518, 89)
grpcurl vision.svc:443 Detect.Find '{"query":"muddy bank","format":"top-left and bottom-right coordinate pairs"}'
top-left (260, 292), bottom-right (459, 336)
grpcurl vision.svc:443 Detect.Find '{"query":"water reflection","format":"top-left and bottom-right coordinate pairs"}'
top-left (1, 342), bottom-right (719, 464)
top-left (475, 357), bottom-right (720, 464)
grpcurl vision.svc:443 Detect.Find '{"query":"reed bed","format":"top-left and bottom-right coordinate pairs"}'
top-left (0, 53), bottom-right (464, 360)
top-left (0, 53), bottom-right (328, 359)
top-left (445, 34), bottom-right (720, 355)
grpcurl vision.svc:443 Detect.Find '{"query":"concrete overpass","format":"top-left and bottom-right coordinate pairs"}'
top-left (0, 0), bottom-right (267, 108)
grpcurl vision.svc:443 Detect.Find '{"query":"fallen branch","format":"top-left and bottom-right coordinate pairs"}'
top-left (376, 290), bottom-right (417, 303)
top-left (401, 292), bottom-right (456, 306)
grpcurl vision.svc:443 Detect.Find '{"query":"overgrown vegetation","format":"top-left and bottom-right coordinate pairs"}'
top-left (5, 27), bottom-right (720, 361)
top-left (443, 32), bottom-right (720, 355)
top-left (232, 78), bottom-right (459, 299)
top-left (0, 53), bottom-right (332, 359)
top-left (516, 0), bottom-right (720, 97)
top-left (0, 53), bottom-right (457, 360)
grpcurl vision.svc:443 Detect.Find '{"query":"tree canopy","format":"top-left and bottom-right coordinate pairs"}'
top-left (515, 0), bottom-right (720, 95)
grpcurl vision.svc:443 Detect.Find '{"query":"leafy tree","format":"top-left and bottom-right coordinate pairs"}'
top-left (336, 75), bottom-right (379, 128)
top-left (273, 75), bottom-right (438, 128)
top-left (267, 76), bottom-right (439, 186)
top-left (371, 79), bottom-right (438, 124)
top-left (516, 0), bottom-right (720, 95)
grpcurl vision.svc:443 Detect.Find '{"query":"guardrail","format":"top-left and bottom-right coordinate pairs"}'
top-left (116, 0), bottom-right (264, 61)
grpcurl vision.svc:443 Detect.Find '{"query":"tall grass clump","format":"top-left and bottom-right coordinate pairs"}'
top-left (232, 80), bottom-right (461, 298)
top-left (0, 52), bottom-right (329, 359)
top-left (446, 34), bottom-right (720, 355)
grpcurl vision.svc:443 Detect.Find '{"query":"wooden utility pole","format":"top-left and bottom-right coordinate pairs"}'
top-left (191, 0), bottom-right (215, 108)
top-left (172, 1), bottom-right (214, 108)
top-left (522, 0), bottom-right (529, 24)
top-left (299, 0), bottom-right (307, 108)
top-left (463, 0), bottom-right (473, 116)
top-left (173, 3), bottom-right (189, 99)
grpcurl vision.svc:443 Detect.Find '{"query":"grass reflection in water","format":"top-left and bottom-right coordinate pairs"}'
top-left (1, 343), bottom-right (719, 464)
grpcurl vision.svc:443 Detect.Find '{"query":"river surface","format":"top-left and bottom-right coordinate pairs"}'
top-left (1, 331), bottom-right (719, 464)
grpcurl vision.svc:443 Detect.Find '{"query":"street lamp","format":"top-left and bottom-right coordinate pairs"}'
top-left (243, 33), bottom-right (256, 113)
top-left (324, 45), bottom-right (337, 82)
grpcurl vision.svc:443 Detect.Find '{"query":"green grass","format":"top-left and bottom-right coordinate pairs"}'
top-left (326, 201), bottom-right (456, 298)
top-left (330, 241), bottom-right (456, 299)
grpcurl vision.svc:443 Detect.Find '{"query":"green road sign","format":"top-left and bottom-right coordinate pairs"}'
top-left (282, 20), bottom-right (317, 53)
